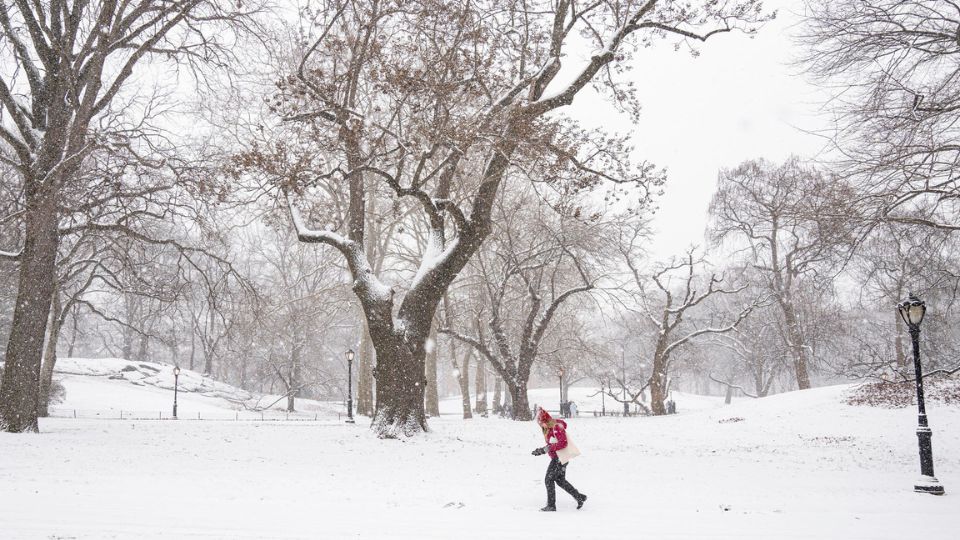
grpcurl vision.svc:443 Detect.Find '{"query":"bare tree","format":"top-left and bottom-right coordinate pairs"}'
top-left (440, 190), bottom-right (607, 420)
top-left (442, 291), bottom-right (472, 419)
top-left (802, 1), bottom-right (960, 232)
top-left (624, 249), bottom-right (756, 415)
top-left (234, 0), bottom-right (768, 437)
top-left (709, 157), bottom-right (855, 390)
top-left (710, 307), bottom-right (782, 399)
top-left (0, 0), bottom-right (258, 432)
top-left (852, 223), bottom-right (958, 367)
top-left (584, 326), bottom-right (652, 416)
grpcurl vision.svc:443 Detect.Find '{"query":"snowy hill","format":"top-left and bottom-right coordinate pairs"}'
top-left (51, 357), bottom-right (345, 420)
top-left (2, 371), bottom-right (958, 539)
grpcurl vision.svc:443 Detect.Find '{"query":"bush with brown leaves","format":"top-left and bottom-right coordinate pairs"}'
top-left (846, 375), bottom-right (960, 408)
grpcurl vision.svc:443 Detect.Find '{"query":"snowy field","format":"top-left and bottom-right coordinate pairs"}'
top-left (1, 364), bottom-right (958, 539)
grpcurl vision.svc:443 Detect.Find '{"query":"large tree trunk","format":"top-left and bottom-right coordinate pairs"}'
top-left (492, 374), bottom-right (502, 414)
top-left (67, 305), bottom-right (80, 357)
top-left (203, 308), bottom-right (216, 376)
top-left (753, 363), bottom-right (765, 397)
top-left (286, 344), bottom-right (300, 412)
top-left (782, 303), bottom-right (811, 390)
top-left (506, 380), bottom-right (532, 421)
top-left (38, 289), bottom-right (63, 417)
top-left (474, 360), bottom-right (487, 415)
top-left (457, 348), bottom-right (472, 419)
top-left (168, 328), bottom-right (180, 368)
top-left (1, 192), bottom-right (59, 433)
top-left (357, 324), bottom-right (375, 416)
top-left (203, 345), bottom-right (214, 376)
top-left (286, 390), bottom-right (296, 412)
top-left (188, 330), bottom-right (196, 371)
top-left (894, 312), bottom-right (906, 367)
top-left (442, 294), bottom-right (471, 419)
top-left (121, 326), bottom-right (134, 361)
top-left (368, 313), bottom-right (429, 437)
top-left (425, 323), bottom-right (440, 417)
top-left (648, 353), bottom-right (668, 416)
top-left (137, 333), bottom-right (149, 363)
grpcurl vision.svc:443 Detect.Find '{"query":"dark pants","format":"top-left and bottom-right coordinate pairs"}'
top-left (545, 457), bottom-right (581, 507)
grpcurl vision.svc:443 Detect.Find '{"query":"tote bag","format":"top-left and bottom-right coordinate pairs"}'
top-left (556, 436), bottom-right (581, 464)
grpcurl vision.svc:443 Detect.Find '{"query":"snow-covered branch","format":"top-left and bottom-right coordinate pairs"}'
top-left (283, 190), bottom-right (350, 251)
top-left (526, 0), bottom-right (659, 114)
top-left (663, 302), bottom-right (756, 357)
top-left (438, 327), bottom-right (502, 373)
top-left (0, 78), bottom-right (35, 152)
top-left (0, 248), bottom-right (22, 261)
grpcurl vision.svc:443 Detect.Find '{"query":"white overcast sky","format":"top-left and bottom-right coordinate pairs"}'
top-left (563, 0), bottom-right (831, 261)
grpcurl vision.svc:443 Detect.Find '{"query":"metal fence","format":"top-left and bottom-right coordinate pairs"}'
top-left (47, 407), bottom-right (348, 422)
top-left (46, 408), bottom-right (651, 422)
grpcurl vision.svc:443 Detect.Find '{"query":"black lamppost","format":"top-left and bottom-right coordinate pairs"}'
top-left (558, 368), bottom-right (564, 417)
top-left (897, 294), bottom-right (945, 495)
top-left (601, 380), bottom-right (606, 416)
top-left (172, 366), bottom-right (180, 419)
top-left (622, 352), bottom-right (629, 417)
top-left (345, 349), bottom-right (355, 423)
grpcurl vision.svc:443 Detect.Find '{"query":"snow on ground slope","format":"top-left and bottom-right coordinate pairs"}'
top-left (50, 358), bottom-right (344, 420)
top-left (1, 381), bottom-right (958, 539)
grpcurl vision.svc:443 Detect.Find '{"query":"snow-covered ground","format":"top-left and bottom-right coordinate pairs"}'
top-left (1, 364), bottom-right (958, 539)
top-left (48, 358), bottom-right (344, 420)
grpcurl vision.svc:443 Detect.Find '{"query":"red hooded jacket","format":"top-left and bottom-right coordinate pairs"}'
top-left (545, 419), bottom-right (569, 459)
top-left (537, 409), bottom-right (568, 459)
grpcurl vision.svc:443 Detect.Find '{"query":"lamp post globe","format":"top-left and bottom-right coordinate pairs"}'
top-left (345, 349), bottom-right (356, 423)
top-left (897, 293), bottom-right (944, 495)
top-left (172, 366), bottom-right (181, 420)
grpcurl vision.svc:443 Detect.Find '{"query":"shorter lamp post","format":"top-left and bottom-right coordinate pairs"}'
top-left (601, 380), bottom-right (606, 417)
top-left (897, 294), bottom-right (944, 495)
top-left (558, 368), bottom-right (564, 417)
top-left (345, 349), bottom-right (355, 423)
top-left (172, 366), bottom-right (180, 420)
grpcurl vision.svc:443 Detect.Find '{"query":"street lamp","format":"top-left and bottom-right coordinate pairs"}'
top-left (345, 349), bottom-right (356, 423)
top-left (559, 368), bottom-right (564, 417)
top-left (622, 352), bottom-right (629, 417)
top-left (172, 366), bottom-right (180, 420)
top-left (601, 379), bottom-right (606, 417)
top-left (897, 293), bottom-right (944, 495)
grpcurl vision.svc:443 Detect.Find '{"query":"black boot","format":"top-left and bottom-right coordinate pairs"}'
top-left (540, 505), bottom-right (556, 512)
top-left (576, 494), bottom-right (587, 509)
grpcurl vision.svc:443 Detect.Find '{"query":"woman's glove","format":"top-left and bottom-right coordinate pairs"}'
top-left (531, 446), bottom-right (547, 456)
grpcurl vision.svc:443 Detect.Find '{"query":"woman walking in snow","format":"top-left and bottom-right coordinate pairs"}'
top-left (531, 407), bottom-right (586, 511)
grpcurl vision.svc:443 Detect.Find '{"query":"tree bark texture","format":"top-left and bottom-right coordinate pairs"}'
top-left (425, 323), bottom-right (439, 417)
top-left (781, 302), bottom-right (811, 390)
top-left (456, 347), bottom-right (472, 420)
top-left (474, 360), bottom-right (487, 415)
top-left (357, 324), bottom-right (375, 416)
top-left (38, 288), bottom-right (63, 417)
top-left (369, 323), bottom-right (429, 437)
top-left (1, 191), bottom-right (59, 432)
